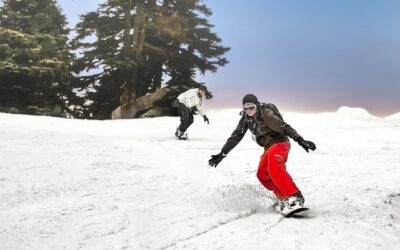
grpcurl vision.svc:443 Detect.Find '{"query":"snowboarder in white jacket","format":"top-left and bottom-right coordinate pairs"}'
top-left (172, 85), bottom-right (209, 139)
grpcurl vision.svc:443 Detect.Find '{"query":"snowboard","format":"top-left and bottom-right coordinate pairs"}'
top-left (283, 207), bottom-right (310, 218)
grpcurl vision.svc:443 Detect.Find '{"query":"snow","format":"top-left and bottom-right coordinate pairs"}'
top-left (336, 106), bottom-right (377, 120)
top-left (1, 107), bottom-right (400, 250)
top-left (385, 112), bottom-right (400, 120)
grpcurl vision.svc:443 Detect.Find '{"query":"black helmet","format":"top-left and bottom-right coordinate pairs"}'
top-left (242, 94), bottom-right (258, 105)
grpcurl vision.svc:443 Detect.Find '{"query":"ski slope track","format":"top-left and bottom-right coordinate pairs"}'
top-left (1, 107), bottom-right (400, 250)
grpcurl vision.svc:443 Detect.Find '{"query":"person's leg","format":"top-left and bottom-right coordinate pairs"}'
top-left (257, 151), bottom-right (284, 200)
top-left (177, 102), bottom-right (190, 133)
top-left (267, 142), bottom-right (300, 200)
top-left (186, 110), bottom-right (194, 131)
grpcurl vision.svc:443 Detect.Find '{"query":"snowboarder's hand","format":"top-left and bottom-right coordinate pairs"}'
top-left (203, 115), bottom-right (209, 124)
top-left (209, 151), bottom-right (226, 167)
top-left (297, 138), bottom-right (316, 153)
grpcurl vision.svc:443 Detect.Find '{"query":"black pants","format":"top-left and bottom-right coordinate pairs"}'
top-left (177, 101), bottom-right (194, 133)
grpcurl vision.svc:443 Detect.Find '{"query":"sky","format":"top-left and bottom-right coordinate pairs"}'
top-left (56, 0), bottom-right (400, 116)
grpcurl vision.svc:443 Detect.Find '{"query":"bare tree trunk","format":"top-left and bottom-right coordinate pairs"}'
top-left (118, 0), bottom-right (146, 118)
top-left (123, 0), bottom-right (132, 53)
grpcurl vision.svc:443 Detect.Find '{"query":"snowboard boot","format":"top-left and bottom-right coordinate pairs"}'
top-left (178, 133), bottom-right (188, 140)
top-left (175, 128), bottom-right (183, 137)
top-left (280, 192), bottom-right (305, 215)
top-left (175, 128), bottom-right (188, 140)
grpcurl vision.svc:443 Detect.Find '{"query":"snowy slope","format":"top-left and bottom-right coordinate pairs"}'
top-left (1, 108), bottom-right (400, 250)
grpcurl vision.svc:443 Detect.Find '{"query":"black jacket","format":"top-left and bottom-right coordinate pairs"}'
top-left (221, 103), bottom-right (301, 153)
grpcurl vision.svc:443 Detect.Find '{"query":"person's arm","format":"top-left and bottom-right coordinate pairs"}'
top-left (190, 90), bottom-right (209, 123)
top-left (195, 103), bottom-right (210, 124)
top-left (263, 109), bottom-right (301, 141)
top-left (221, 116), bottom-right (248, 154)
top-left (263, 109), bottom-right (316, 152)
top-left (195, 102), bottom-right (206, 117)
top-left (209, 116), bottom-right (248, 167)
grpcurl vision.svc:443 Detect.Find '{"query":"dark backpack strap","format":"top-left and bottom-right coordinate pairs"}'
top-left (260, 102), bottom-right (283, 120)
top-left (240, 110), bottom-right (248, 133)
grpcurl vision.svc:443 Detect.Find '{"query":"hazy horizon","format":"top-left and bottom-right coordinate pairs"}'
top-left (203, 89), bottom-right (399, 117)
top-left (203, 100), bottom-right (399, 118)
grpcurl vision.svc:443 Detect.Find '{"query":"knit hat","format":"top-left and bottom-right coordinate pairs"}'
top-left (198, 85), bottom-right (207, 92)
top-left (242, 94), bottom-right (258, 105)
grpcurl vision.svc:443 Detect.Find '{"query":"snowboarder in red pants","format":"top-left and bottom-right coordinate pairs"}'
top-left (208, 94), bottom-right (316, 216)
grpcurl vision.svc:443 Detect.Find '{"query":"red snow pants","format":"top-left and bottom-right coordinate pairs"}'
top-left (257, 142), bottom-right (299, 200)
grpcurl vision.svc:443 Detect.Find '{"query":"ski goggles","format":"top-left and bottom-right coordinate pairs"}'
top-left (243, 104), bottom-right (256, 111)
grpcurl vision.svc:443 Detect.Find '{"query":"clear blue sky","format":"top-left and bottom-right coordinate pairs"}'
top-left (57, 0), bottom-right (400, 116)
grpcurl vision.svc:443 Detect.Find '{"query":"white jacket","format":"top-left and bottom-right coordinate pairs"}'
top-left (177, 88), bottom-right (206, 116)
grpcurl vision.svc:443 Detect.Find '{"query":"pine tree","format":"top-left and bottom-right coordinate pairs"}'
top-left (73, 0), bottom-right (229, 119)
top-left (0, 0), bottom-right (73, 116)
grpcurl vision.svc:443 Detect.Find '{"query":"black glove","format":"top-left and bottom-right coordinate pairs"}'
top-left (297, 137), bottom-right (316, 153)
top-left (209, 151), bottom-right (226, 167)
top-left (203, 115), bottom-right (209, 124)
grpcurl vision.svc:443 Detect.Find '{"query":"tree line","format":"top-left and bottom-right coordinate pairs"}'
top-left (0, 0), bottom-right (229, 119)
